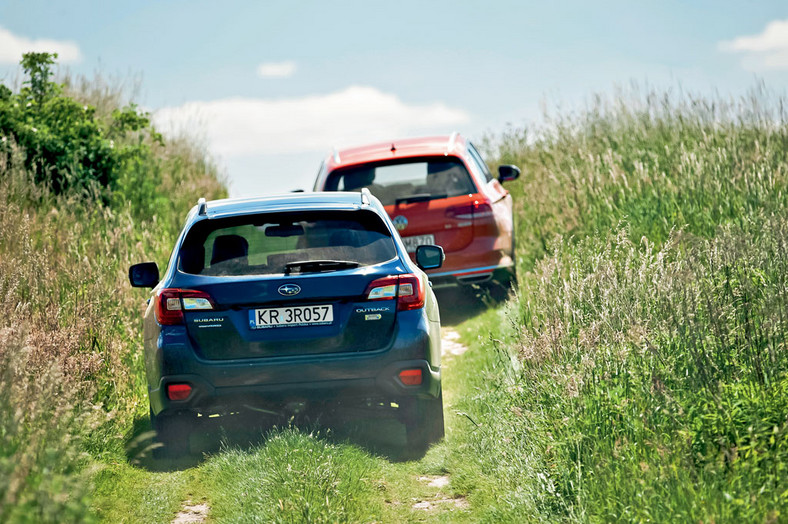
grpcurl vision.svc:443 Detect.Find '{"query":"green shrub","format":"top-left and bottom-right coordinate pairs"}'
top-left (0, 55), bottom-right (226, 521)
top-left (0, 53), bottom-right (170, 216)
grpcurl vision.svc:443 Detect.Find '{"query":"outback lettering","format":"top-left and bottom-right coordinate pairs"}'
top-left (355, 307), bottom-right (390, 313)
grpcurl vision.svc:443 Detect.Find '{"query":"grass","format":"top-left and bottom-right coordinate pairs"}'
top-left (91, 465), bottom-right (193, 523)
top-left (0, 66), bottom-right (226, 520)
top-left (446, 85), bottom-right (788, 521)
top-left (450, 222), bottom-right (788, 521)
top-left (200, 429), bottom-right (385, 523)
top-left (4, 69), bottom-right (788, 522)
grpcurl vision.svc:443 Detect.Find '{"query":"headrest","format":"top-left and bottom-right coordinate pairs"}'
top-left (211, 234), bottom-right (249, 265)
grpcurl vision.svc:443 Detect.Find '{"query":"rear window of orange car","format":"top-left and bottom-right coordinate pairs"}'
top-left (325, 157), bottom-right (477, 206)
top-left (178, 210), bottom-right (397, 276)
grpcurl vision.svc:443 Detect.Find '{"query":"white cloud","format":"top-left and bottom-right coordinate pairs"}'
top-left (257, 61), bottom-right (297, 78)
top-left (153, 86), bottom-right (471, 196)
top-left (153, 85), bottom-right (470, 157)
top-left (0, 26), bottom-right (81, 64)
top-left (719, 19), bottom-right (788, 71)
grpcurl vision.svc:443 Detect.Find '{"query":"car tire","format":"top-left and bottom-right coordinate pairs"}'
top-left (150, 408), bottom-right (193, 456)
top-left (404, 391), bottom-right (445, 456)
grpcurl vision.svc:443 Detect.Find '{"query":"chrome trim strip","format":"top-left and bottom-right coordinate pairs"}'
top-left (428, 264), bottom-right (504, 278)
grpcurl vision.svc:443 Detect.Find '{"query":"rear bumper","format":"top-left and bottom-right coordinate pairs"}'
top-left (428, 262), bottom-right (515, 288)
top-left (150, 358), bottom-right (440, 416)
top-left (147, 309), bottom-right (442, 416)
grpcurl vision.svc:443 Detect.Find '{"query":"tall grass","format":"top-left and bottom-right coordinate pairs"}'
top-left (486, 84), bottom-right (788, 271)
top-left (452, 86), bottom-right (788, 521)
top-left (0, 73), bottom-right (225, 519)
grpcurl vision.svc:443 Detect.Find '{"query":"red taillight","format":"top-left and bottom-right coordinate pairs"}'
top-left (167, 383), bottom-right (192, 401)
top-left (364, 274), bottom-right (425, 311)
top-left (155, 288), bottom-right (214, 325)
top-left (445, 199), bottom-right (493, 220)
top-left (399, 369), bottom-right (423, 386)
top-left (473, 201), bottom-right (493, 218)
top-left (396, 274), bottom-right (425, 311)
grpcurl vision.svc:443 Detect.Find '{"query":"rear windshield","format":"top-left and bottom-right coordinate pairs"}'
top-left (178, 210), bottom-right (397, 276)
top-left (325, 157), bottom-right (477, 206)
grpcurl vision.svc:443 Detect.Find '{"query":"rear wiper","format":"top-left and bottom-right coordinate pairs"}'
top-left (395, 193), bottom-right (447, 205)
top-left (284, 260), bottom-right (360, 274)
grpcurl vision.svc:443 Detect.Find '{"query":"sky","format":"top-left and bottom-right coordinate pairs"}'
top-left (1, 1), bottom-right (787, 197)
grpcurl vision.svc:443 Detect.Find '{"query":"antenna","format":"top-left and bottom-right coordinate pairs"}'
top-left (360, 187), bottom-right (371, 205)
top-left (333, 148), bottom-right (341, 164)
top-left (197, 197), bottom-right (207, 216)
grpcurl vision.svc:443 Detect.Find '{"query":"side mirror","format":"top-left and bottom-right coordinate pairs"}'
top-left (129, 262), bottom-right (159, 288)
top-left (415, 245), bottom-right (444, 270)
top-left (498, 164), bottom-right (521, 183)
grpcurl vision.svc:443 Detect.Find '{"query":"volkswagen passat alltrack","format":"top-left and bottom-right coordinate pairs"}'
top-left (129, 190), bottom-right (445, 454)
top-left (313, 134), bottom-right (520, 290)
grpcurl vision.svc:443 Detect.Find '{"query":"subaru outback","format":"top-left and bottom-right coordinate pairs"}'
top-left (129, 190), bottom-right (445, 454)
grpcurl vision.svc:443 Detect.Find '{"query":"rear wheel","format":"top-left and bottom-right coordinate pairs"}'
top-left (404, 391), bottom-right (444, 456)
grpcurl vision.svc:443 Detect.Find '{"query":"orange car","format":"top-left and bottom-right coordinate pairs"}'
top-left (313, 133), bottom-right (520, 289)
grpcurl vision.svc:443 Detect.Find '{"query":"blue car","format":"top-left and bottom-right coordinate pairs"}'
top-left (129, 190), bottom-right (445, 454)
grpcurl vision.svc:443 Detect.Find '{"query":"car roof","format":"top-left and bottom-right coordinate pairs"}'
top-left (325, 133), bottom-right (468, 170)
top-left (191, 191), bottom-right (376, 220)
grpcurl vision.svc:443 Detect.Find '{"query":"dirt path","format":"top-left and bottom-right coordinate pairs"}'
top-left (442, 328), bottom-right (468, 357)
top-left (164, 327), bottom-right (469, 523)
top-left (171, 501), bottom-right (209, 523)
top-left (400, 327), bottom-right (470, 516)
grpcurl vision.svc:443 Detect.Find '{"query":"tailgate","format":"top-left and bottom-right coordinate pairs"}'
top-left (183, 273), bottom-right (397, 360)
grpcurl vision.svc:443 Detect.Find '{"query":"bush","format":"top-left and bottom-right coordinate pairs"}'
top-left (0, 53), bottom-right (167, 213)
top-left (0, 54), bottom-right (226, 521)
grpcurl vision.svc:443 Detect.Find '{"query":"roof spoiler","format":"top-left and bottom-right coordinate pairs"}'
top-left (446, 131), bottom-right (459, 154)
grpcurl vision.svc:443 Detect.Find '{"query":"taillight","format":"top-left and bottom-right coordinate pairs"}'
top-left (155, 288), bottom-right (215, 325)
top-left (167, 383), bottom-right (192, 401)
top-left (399, 369), bottom-right (423, 386)
top-left (364, 274), bottom-right (425, 311)
top-left (473, 201), bottom-right (493, 218)
top-left (396, 274), bottom-right (425, 311)
top-left (445, 199), bottom-right (493, 220)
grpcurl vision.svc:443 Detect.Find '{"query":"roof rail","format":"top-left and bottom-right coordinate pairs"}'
top-left (197, 197), bottom-right (207, 216)
top-left (360, 187), bottom-right (371, 205)
top-left (446, 131), bottom-right (459, 154)
top-left (332, 148), bottom-right (341, 164)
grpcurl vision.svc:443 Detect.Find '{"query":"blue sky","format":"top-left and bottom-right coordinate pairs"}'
top-left (1, 1), bottom-right (787, 196)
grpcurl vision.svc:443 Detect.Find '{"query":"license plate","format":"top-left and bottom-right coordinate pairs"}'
top-left (401, 234), bottom-right (435, 253)
top-left (249, 304), bottom-right (334, 329)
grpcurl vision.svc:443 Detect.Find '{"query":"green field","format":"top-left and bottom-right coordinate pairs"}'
top-left (2, 56), bottom-right (787, 522)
